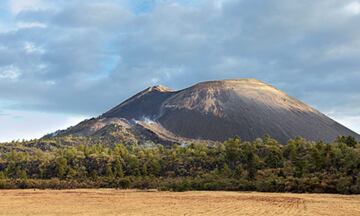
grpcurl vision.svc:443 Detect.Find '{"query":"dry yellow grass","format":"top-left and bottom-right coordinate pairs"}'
top-left (0, 189), bottom-right (359, 216)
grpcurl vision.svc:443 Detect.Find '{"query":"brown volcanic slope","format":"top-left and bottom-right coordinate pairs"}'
top-left (98, 79), bottom-right (359, 143)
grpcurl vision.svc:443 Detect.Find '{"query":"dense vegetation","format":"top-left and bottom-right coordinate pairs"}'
top-left (0, 135), bottom-right (359, 194)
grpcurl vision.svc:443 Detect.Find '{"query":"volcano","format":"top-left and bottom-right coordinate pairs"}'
top-left (55, 79), bottom-right (360, 144)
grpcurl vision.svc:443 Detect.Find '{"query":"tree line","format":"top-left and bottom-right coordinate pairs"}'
top-left (0, 135), bottom-right (359, 194)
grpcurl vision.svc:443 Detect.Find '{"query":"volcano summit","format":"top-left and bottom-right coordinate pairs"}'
top-left (55, 79), bottom-right (360, 144)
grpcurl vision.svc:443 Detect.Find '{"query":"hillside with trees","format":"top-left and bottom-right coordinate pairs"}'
top-left (0, 135), bottom-right (359, 194)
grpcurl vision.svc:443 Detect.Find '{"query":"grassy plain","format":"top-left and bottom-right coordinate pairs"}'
top-left (0, 189), bottom-right (359, 216)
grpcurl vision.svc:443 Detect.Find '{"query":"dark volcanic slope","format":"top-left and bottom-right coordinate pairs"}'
top-left (102, 79), bottom-right (360, 143)
top-left (103, 85), bottom-right (175, 120)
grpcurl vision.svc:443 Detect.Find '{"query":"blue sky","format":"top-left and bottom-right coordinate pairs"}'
top-left (0, 0), bottom-right (360, 141)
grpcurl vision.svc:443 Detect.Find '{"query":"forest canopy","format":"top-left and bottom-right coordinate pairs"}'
top-left (0, 135), bottom-right (359, 194)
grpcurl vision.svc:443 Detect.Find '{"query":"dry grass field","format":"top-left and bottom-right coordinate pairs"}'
top-left (0, 189), bottom-right (359, 216)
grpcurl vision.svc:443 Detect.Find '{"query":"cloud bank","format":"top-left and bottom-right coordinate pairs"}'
top-left (0, 0), bottom-right (359, 140)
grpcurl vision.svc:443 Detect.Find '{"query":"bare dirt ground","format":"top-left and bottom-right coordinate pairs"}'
top-left (0, 189), bottom-right (359, 216)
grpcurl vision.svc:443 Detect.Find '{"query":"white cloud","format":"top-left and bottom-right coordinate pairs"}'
top-left (344, 1), bottom-right (360, 15)
top-left (24, 41), bottom-right (45, 54)
top-left (37, 64), bottom-right (47, 70)
top-left (213, 0), bottom-right (232, 9)
top-left (46, 80), bottom-right (56, 85)
top-left (151, 78), bottom-right (160, 84)
top-left (0, 65), bottom-right (21, 80)
top-left (9, 0), bottom-right (46, 14)
top-left (17, 22), bottom-right (47, 29)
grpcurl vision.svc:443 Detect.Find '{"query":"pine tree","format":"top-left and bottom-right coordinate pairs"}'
top-left (114, 159), bottom-right (124, 178)
top-left (105, 163), bottom-right (114, 178)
